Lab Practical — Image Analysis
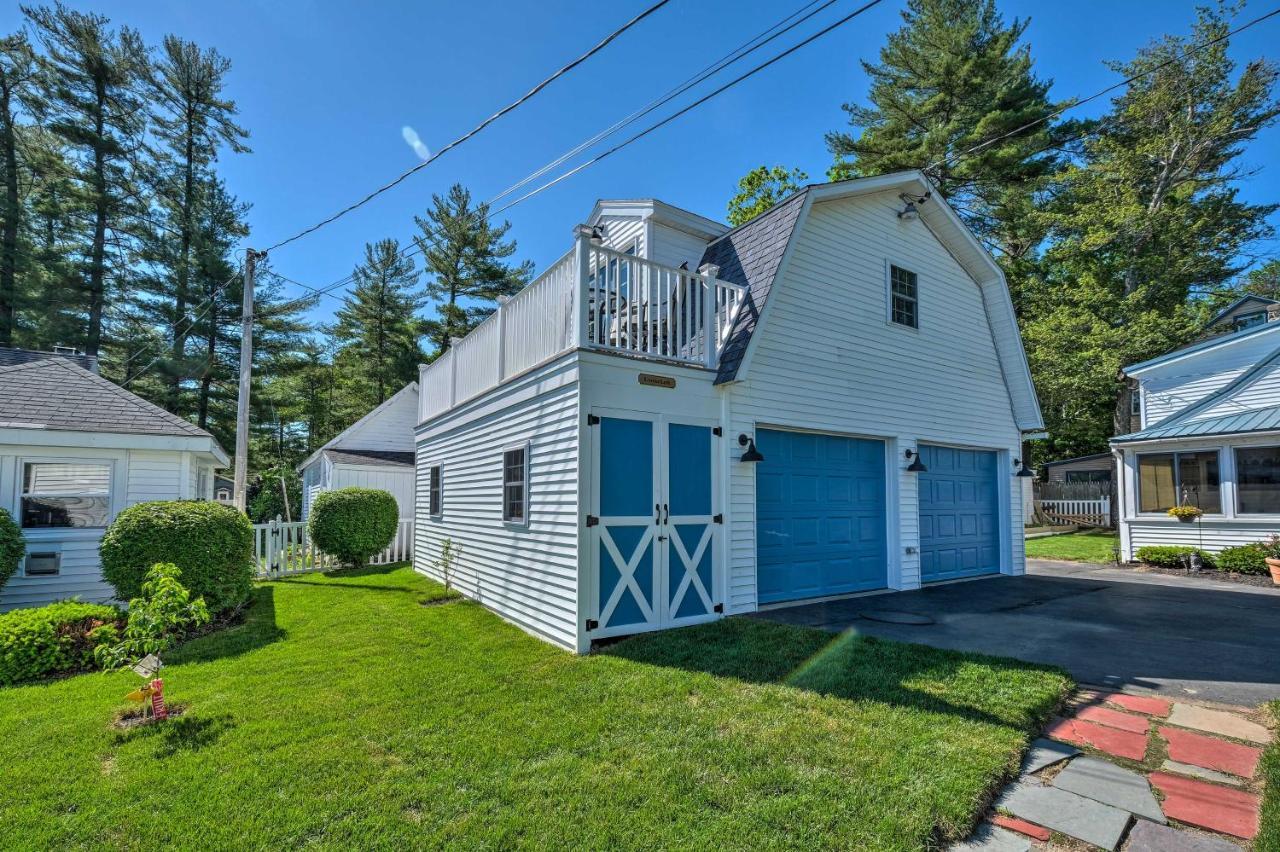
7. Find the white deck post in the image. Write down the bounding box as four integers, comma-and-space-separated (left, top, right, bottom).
573, 224, 593, 347
698, 263, 720, 367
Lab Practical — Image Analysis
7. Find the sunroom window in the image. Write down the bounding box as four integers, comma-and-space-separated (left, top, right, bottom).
21, 462, 111, 528
1235, 446, 1280, 514
1137, 451, 1220, 514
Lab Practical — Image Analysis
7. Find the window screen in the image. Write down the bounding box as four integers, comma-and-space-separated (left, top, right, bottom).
502, 448, 527, 523
890, 265, 918, 328
22, 462, 111, 528
1137, 451, 1220, 513
428, 466, 442, 516
1235, 446, 1280, 514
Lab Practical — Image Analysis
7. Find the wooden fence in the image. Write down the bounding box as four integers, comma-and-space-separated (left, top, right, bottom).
1036, 497, 1111, 528
252, 517, 413, 578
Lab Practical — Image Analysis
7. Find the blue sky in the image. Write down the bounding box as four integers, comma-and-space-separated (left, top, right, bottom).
5, 0, 1279, 325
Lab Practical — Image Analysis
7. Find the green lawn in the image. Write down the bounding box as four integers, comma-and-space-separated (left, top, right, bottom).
1025, 530, 1118, 563
0, 565, 1070, 850
1261, 702, 1280, 852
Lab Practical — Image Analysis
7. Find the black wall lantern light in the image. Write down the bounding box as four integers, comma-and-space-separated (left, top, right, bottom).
904, 449, 927, 472
896, 191, 932, 221
738, 434, 764, 463
1014, 458, 1035, 477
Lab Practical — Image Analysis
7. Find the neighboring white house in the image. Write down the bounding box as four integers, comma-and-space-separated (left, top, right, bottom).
412, 171, 1043, 654
298, 382, 417, 520
1114, 318, 1280, 560
0, 348, 227, 611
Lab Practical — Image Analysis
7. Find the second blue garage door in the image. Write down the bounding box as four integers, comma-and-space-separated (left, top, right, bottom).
755, 429, 887, 604
918, 444, 1001, 582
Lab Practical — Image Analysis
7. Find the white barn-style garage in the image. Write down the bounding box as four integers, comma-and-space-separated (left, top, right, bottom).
413, 171, 1042, 653
0, 348, 227, 611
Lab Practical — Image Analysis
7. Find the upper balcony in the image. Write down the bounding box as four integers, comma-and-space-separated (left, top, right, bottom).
419, 225, 746, 424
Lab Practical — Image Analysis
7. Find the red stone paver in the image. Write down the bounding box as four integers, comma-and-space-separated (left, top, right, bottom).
1071, 703, 1151, 733
1160, 726, 1262, 778
1149, 771, 1260, 839
1045, 717, 1148, 760
1103, 692, 1171, 717
991, 814, 1051, 841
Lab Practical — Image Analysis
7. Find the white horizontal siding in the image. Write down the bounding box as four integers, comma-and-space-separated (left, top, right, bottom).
1139, 331, 1280, 425
337, 384, 417, 453
1125, 518, 1277, 554
414, 362, 581, 651
1191, 357, 1280, 421
727, 191, 1023, 612
126, 450, 183, 503
648, 220, 711, 270
331, 465, 415, 519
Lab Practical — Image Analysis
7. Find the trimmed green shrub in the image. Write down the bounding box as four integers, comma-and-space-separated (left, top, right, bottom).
1214, 542, 1269, 575
0, 508, 23, 594
100, 501, 253, 613
309, 488, 399, 569
1134, 545, 1215, 569
0, 601, 122, 685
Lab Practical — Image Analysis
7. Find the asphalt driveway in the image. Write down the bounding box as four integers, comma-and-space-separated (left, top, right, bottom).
752, 560, 1280, 706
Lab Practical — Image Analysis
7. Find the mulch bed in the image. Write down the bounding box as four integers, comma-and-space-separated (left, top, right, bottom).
1120, 562, 1277, 589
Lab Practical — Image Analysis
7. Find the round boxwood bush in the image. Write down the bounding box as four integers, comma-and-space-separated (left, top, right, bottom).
0, 507, 24, 594
1134, 544, 1215, 569
0, 601, 121, 686
1215, 542, 1269, 575
309, 488, 399, 569
100, 501, 253, 613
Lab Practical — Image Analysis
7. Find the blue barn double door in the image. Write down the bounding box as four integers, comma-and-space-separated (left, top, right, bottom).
589, 412, 720, 638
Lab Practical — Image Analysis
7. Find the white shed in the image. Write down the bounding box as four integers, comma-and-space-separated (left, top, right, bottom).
298, 382, 417, 520
0, 349, 228, 611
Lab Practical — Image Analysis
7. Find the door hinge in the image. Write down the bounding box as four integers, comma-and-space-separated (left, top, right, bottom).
713, 603, 724, 613
585, 515, 599, 527
713, 513, 723, 524
587, 414, 600, 425
712, 426, 723, 436
585, 618, 599, 630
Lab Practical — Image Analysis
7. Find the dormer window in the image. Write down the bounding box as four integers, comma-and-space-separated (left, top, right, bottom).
1235, 311, 1266, 331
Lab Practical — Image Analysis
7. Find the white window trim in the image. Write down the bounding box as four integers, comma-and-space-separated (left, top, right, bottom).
884, 259, 920, 331
427, 462, 444, 519
1231, 443, 1280, 516
17, 456, 116, 531
1135, 447, 1224, 517
502, 441, 531, 528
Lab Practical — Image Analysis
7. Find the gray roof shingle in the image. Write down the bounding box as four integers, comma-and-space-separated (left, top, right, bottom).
700, 190, 809, 384
0, 357, 216, 440
0, 346, 97, 372
323, 449, 415, 467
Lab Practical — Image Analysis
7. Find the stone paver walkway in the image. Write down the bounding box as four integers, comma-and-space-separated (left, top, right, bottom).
952, 688, 1273, 851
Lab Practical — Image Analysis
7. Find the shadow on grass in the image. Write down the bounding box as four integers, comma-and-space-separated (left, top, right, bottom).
167, 586, 286, 665
602, 617, 1070, 732
114, 711, 236, 758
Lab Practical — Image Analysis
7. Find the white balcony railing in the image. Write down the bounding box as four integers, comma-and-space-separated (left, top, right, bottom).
419, 226, 746, 423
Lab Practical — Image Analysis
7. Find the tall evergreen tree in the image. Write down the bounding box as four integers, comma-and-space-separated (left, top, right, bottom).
416, 183, 531, 353
332, 238, 423, 407
726, 165, 807, 227
146, 35, 248, 410
0, 33, 38, 345
1022, 5, 1279, 459
825, 0, 1065, 261
24, 3, 147, 356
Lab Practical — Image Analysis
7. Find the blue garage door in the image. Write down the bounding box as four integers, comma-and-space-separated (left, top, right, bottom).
755, 429, 887, 604
918, 445, 1001, 582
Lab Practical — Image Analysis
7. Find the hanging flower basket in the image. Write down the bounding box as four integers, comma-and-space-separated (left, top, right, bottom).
1166, 505, 1202, 523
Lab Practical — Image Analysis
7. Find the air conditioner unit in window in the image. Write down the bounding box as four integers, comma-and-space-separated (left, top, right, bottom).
25, 552, 60, 576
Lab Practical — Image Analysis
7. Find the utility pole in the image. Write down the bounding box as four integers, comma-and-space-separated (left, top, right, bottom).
233, 248, 259, 511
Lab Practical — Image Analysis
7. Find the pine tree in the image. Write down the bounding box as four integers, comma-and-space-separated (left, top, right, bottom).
825, 0, 1064, 260
146, 35, 248, 410
0, 33, 39, 345
332, 238, 424, 406
416, 183, 531, 353
726, 165, 807, 227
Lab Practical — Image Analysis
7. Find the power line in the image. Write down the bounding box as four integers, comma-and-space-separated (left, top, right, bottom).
261, 0, 677, 254
264, 0, 888, 316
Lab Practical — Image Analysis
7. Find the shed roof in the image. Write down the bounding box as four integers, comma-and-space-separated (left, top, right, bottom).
1112, 404, 1280, 443
323, 449, 415, 468
0, 357, 215, 441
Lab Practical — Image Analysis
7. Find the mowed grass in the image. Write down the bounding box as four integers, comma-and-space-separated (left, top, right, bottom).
1025, 530, 1118, 563
1261, 702, 1280, 852
0, 565, 1070, 850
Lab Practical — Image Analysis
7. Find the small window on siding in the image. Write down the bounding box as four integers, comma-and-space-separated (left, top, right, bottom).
889, 265, 918, 328
428, 465, 443, 517
502, 446, 528, 524
21, 462, 111, 528
1130, 391, 1141, 417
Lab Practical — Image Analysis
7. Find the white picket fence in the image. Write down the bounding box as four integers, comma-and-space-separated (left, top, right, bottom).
1036, 497, 1111, 528
252, 517, 414, 577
